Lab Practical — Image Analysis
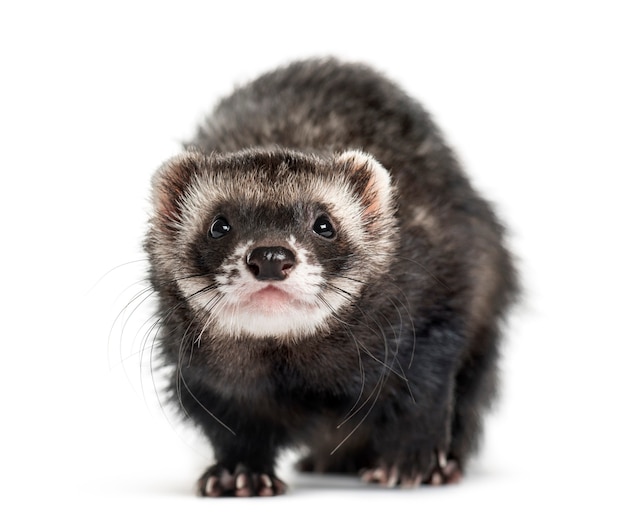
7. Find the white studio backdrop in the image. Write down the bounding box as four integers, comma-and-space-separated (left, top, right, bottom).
1, 1, 624, 521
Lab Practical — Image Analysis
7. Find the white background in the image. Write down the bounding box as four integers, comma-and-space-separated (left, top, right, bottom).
2, 1, 625, 520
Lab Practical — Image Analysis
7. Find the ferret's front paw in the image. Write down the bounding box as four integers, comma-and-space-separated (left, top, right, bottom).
360, 451, 462, 488
197, 463, 287, 497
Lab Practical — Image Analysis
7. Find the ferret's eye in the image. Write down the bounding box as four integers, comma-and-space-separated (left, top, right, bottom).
313, 216, 335, 239
209, 217, 231, 239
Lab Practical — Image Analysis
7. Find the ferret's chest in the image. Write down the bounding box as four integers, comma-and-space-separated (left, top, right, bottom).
194, 336, 370, 400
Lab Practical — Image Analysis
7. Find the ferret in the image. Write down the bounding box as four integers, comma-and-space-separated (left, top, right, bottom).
144, 58, 518, 497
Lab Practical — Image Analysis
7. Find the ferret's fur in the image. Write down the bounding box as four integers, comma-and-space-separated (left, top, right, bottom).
144, 58, 518, 496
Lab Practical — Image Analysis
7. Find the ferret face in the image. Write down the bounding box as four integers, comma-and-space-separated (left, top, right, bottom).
147, 149, 398, 341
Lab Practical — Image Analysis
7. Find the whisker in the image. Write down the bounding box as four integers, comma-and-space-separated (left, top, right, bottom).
323, 282, 409, 382
197, 293, 225, 342
151, 283, 235, 436
108, 283, 154, 370
331, 315, 391, 455
178, 371, 236, 435
88, 258, 149, 295
173, 320, 204, 422
319, 276, 419, 444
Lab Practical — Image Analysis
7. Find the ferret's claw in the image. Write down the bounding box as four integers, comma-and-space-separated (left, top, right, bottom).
360, 452, 463, 489
197, 464, 287, 497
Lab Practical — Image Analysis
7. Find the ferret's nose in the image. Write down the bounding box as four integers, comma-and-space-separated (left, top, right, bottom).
246, 246, 296, 281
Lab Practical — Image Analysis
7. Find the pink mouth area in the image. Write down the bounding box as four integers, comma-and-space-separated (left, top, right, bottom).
247, 285, 293, 312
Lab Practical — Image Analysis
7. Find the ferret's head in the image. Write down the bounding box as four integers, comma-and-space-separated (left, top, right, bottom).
146, 149, 398, 341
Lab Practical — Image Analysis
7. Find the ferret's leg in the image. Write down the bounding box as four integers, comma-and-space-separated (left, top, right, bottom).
195, 433, 288, 497
175, 377, 288, 497
448, 324, 501, 471
359, 326, 464, 487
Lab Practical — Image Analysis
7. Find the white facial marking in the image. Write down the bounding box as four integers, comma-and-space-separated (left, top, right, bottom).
152, 152, 397, 342
180, 238, 354, 340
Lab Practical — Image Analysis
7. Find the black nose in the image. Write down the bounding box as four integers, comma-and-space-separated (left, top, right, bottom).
246, 246, 296, 281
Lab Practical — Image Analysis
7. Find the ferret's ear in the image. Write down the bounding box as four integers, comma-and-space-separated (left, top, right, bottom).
334, 150, 394, 218
150, 152, 203, 227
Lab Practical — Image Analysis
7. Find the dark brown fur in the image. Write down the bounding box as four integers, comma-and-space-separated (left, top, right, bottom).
144, 58, 518, 496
